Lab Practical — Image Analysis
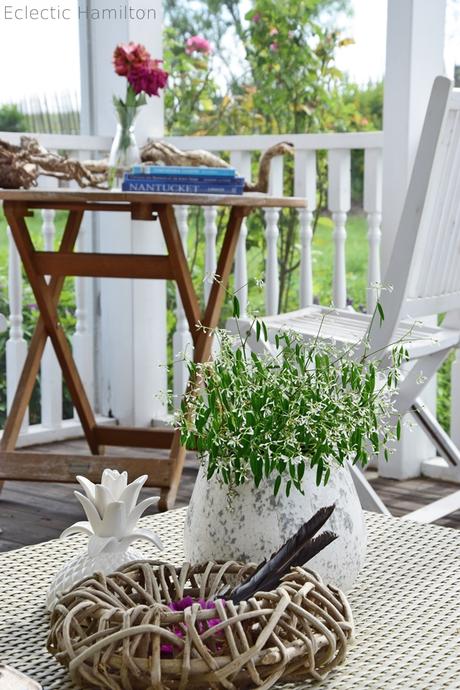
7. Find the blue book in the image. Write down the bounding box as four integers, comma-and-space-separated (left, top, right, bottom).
130, 164, 237, 178
122, 179, 244, 195
125, 174, 245, 186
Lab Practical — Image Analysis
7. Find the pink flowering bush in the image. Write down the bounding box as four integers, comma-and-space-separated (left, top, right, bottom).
185, 35, 212, 56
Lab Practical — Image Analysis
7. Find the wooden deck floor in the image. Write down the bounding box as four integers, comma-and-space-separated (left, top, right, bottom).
1, 439, 459, 552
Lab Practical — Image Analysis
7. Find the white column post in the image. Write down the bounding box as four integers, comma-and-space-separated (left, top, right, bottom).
364, 148, 383, 313
382, 0, 447, 274
173, 206, 193, 406
80, 0, 167, 425
40, 207, 62, 428
379, 0, 447, 479
295, 150, 316, 308
231, 151, 252, 316
328, 150, 351, 309
72, 215, 95, 409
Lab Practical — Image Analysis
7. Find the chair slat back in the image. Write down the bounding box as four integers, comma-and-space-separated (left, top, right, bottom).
368, 77, 454, 353
406, 90, 460, 315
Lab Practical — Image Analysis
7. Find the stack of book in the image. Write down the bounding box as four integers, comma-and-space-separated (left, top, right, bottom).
121, 165, 245, 195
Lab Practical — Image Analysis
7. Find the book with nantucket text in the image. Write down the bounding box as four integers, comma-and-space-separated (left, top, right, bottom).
122, 179, 245, 195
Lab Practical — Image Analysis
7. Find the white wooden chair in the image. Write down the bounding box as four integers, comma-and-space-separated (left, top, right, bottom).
232, 76, 460, 523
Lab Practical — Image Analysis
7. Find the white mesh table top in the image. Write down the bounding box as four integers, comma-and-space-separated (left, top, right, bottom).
0, 508, 458, 690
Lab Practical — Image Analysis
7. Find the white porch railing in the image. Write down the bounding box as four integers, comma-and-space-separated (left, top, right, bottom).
3, 129, 437, 479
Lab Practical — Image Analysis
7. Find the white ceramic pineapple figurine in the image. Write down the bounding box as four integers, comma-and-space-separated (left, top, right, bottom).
47, 469, 163, 609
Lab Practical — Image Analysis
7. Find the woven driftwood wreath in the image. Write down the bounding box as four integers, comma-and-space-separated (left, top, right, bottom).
48, 560, 354, 690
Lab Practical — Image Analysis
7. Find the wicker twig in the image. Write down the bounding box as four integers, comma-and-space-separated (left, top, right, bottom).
47, 560, 353, 690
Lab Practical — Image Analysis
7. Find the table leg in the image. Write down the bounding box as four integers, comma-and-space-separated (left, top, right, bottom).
3, 203, 101, 455
1, 209, 85, 452
157, 204, 201, 345
157, 205, 248, 510
194, 206, 247, 362
1, 200, 248, 508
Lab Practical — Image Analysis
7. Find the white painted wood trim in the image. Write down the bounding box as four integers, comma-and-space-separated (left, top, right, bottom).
0, 415, 115, 449
402, 489, 460, 523
0, 131, 383, 155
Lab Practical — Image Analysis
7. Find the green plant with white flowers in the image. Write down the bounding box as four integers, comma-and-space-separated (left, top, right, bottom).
176, 299, 409, 496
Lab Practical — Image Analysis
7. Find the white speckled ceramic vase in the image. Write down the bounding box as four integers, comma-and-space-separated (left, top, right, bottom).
184, 462, 366, 592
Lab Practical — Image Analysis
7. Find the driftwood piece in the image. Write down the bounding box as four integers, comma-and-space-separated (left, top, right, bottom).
141, 140, 231, 169
246, 141, 294, 192
0, 137, 108, 189
0, 136, 294, 194
141, 139, 294, 192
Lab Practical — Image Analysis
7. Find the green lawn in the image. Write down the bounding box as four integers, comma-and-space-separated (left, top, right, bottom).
307, 213, 368, 308
0, 209, 450, 431
0, 209, 369, 310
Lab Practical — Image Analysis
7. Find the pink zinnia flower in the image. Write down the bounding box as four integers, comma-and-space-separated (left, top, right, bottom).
269, 42, 279, 52
269, 27, 279, 36
127, 59, 169, 97
185, 35, 212, 55
252, 13, 262, 23
113, 42, 150, 76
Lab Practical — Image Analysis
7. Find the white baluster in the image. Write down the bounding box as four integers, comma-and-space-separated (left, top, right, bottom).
6, 227, 29, 429
173, 206, 193, 406
328, 150, 351, 309
72, 215, 95, 409
295, 150, 317, 308
234, 221, 248, 315
264, 156, 283, 315
231, 151, 252, 316
264, 209, 280, 315
41, 208, 62, 428
204, 206, 217, 302
364, 148, 383, 313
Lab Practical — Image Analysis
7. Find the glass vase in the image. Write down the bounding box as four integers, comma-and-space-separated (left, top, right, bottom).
108, 107, 140, 189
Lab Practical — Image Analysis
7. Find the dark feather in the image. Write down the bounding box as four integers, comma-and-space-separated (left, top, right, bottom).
229, 505, 337, 604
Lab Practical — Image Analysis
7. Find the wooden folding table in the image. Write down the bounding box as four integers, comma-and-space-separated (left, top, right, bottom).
0, 189, 307, 509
